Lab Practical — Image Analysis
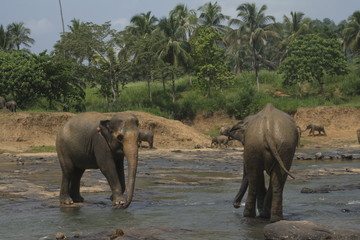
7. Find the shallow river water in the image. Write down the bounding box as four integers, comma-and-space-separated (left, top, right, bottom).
0, 149, 360, 239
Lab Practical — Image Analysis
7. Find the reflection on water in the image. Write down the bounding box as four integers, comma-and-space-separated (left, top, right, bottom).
0, 149, 359, 239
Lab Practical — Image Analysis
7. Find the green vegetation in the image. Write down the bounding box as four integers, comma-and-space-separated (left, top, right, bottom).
25, 145, 56, 153
1, 3, 359, 120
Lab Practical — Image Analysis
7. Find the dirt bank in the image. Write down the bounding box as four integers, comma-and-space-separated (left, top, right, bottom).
0, 106, 359, 153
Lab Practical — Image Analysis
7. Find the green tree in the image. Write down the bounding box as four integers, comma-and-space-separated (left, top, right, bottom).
190, 26, 233, 97
230, 3, 278, 90
197, 2, 229, 33
158, 14, 192, 102
7, 22, 35, 51
343, 11, 360, 54
0, 25, 12, 52
279, 34, 348, 95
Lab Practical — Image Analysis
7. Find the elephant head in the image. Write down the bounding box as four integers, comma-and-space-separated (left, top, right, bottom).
98, 113, 139, 208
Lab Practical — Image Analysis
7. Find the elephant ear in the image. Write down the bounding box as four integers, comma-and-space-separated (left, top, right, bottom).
99, 120, 113, 143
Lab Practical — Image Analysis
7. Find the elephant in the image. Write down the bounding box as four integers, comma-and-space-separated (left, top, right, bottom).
56, 112, 140, 208
0, 96, 5, 109
211, 135, 229, 148
229, 103, 298, 222
356, 129, 360, 144
304, 123, 326, 136
5, 100, 17, 112
138, 129, 154, 148
219, 125, 232, 137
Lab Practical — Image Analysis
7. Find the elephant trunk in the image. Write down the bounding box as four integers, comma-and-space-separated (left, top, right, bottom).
122, 138, 138, 208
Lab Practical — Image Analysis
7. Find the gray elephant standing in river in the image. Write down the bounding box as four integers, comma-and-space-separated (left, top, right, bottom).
138, 129, 154, 148
5, 100, 17, 112
56, 112, 140, 208
230, 103, 298, 222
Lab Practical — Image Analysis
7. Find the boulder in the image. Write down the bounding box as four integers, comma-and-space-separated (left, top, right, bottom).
264, 220, 360, 240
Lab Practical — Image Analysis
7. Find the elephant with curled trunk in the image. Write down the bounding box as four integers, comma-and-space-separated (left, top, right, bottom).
56, 112, 140, 208
229, 103, 298, 222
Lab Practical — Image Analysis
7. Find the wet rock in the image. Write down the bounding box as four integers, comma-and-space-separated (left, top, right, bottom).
55, 232, 65, 239
314, 152, 323, 160
264, 220, 360, 240
341, 154, 353, 160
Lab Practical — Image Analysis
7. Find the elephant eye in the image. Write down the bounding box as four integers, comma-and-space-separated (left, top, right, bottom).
117, 134, 124, 142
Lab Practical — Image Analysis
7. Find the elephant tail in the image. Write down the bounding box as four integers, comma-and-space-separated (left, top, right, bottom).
265, 126, 295, 179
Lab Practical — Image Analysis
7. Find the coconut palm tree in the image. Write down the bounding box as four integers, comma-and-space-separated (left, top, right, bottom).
127, 11, 158, 37
0, 25, 13, 52
169, 4, 197, 39
230, 3, 278, 90
157, 15, 192, 102
197, 2, 229, 33
7, 22, 34, 51
343, 11, 360, 53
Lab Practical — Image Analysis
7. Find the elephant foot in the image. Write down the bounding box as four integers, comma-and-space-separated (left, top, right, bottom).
60, 196, 74, 205
243, 208, 256, 218
270, 215, 283, 223
71, 195, 84, 203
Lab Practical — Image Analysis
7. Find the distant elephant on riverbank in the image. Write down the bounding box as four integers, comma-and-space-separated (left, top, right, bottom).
0, 96, 5, 109
138, 129, 154, 148
56, 112, 140, 208
304, 124, 326, 136
5, 100, 17, 112
230, 103, 298, 222
211, 135, 229, 148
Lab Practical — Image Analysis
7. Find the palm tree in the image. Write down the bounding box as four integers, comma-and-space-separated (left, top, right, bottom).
0, 25, 12, 52
230, 3, 278, 90
127, 11, 158, 37
197, 2, 229, 33
58, 0, 65, 34
283, 11, 310, 42
7, 22, 35, 51
157, 15, 192, 102
343, 11, 360, 53
170, 4, 197, 39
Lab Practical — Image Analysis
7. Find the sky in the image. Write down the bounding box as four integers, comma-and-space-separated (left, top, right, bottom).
1, 0, 359, 54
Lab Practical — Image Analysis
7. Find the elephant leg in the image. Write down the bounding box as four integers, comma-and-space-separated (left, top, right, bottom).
233, 167, 248, 208
244, 167, 260, 218
260, 183, 272, 219
115, 156, 125, 194
58, 154, 75, 205
269, 168, 287, 222
70, 167, 85, 203
256, 171, 266, 216
96, 152, 125, 206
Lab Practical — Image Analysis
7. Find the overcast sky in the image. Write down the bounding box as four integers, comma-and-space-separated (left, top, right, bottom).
1, 0, 359, 53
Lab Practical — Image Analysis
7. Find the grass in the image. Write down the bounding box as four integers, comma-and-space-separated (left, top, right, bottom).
78, 68, 360, 119
25, 145, 56, 153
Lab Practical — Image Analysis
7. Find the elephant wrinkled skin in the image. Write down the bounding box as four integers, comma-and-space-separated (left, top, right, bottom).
230, 103, 298, 222
56, 112, 140, 208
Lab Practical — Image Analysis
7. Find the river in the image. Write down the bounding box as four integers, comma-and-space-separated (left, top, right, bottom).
0, 148, 359, 239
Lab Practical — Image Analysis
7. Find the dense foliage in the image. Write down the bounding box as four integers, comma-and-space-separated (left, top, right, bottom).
1, 3, 359, 118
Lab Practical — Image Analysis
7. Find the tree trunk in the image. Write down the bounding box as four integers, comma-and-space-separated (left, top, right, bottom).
171, 73, 176, 103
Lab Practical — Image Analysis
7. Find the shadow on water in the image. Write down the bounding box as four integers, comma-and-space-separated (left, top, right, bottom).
0, 148, 359, 239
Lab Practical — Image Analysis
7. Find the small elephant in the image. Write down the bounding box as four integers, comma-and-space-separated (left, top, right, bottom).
219, 125, 232, 137
138, 129, 154, 148
211, 135, 229, 148
0, 96, 5, 109
305, 124, 326, 136
5, 100, 17, 112
230, 103, 298, 222
56, 112, 140, 208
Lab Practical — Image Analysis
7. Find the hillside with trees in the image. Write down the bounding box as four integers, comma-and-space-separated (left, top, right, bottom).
0, 2, 359, 120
